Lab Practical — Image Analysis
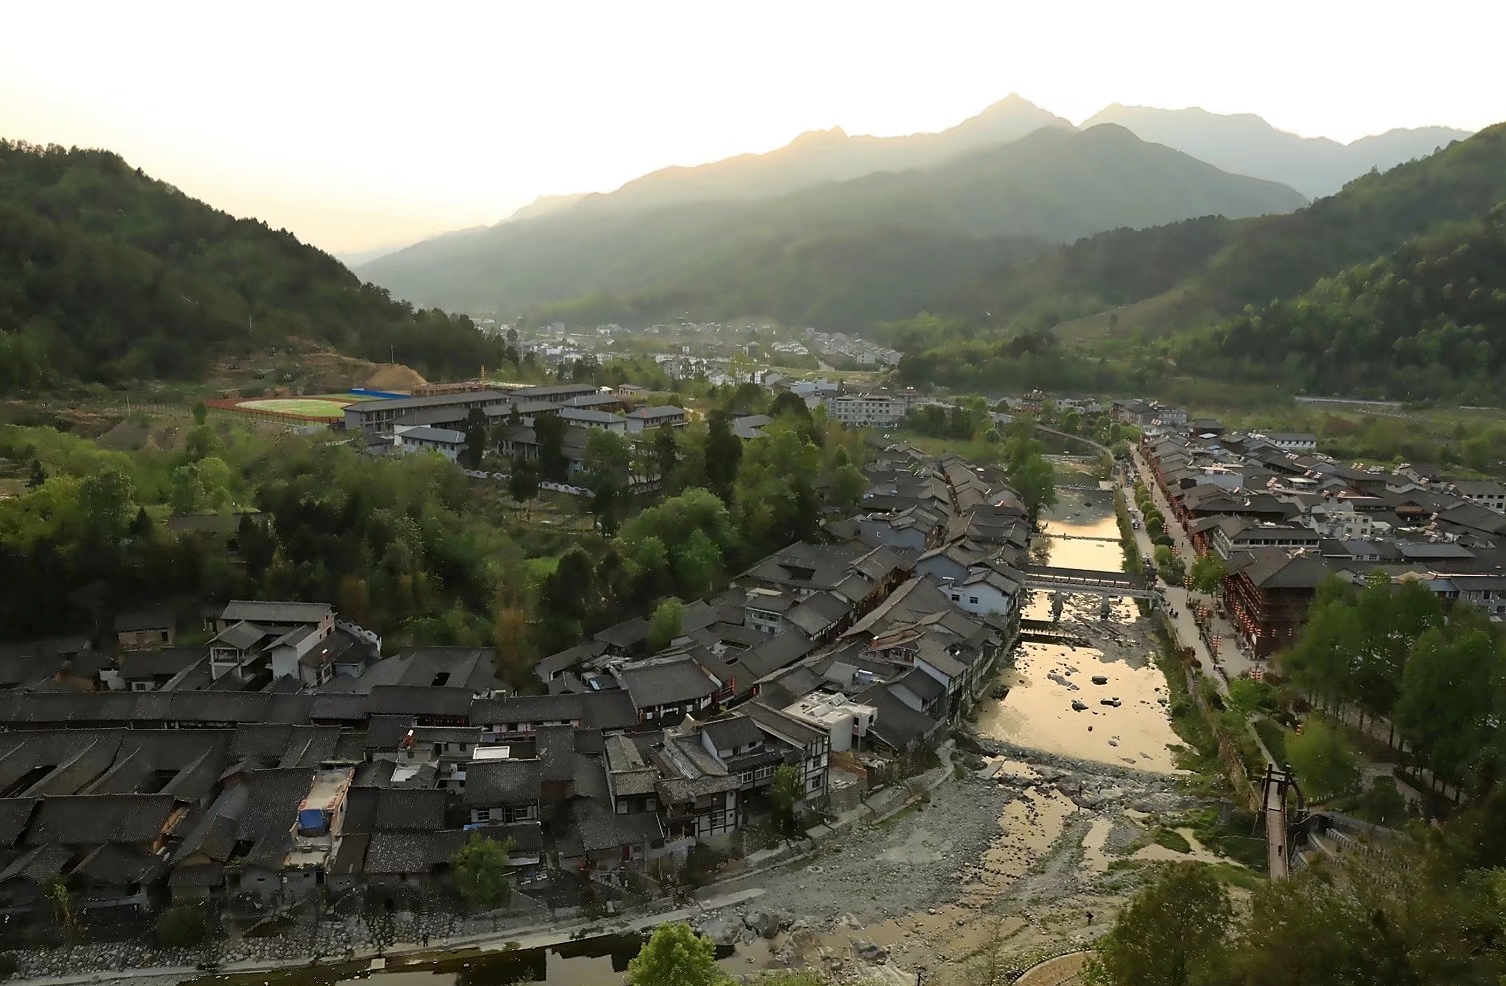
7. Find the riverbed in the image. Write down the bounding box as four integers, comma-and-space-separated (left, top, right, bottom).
974, 492, 1183, 774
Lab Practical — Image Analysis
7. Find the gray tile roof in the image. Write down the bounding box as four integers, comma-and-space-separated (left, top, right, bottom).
463, 758, 542, 806
220, 600, 333, 626
616, 658, 717, 710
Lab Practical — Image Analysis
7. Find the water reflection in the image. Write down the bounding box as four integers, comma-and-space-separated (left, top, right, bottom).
976, 496, 1181, 772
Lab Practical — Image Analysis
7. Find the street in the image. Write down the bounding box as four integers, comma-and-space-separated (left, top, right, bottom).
1119, 448, 1258, 692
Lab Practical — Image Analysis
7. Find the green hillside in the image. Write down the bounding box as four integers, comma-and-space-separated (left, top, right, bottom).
896, 123, 1506, 400
953, 122, 1506, 335
1181, 206, 1506, 401
363, 125, 1305, 327
0, 141, 503, 390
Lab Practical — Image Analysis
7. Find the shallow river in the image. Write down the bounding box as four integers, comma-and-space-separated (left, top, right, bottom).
972, 491, 1183, 773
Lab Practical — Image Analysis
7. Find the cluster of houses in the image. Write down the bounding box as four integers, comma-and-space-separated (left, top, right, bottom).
1137, 424, 1506, 656
805, 330, 902, 369
0, 443, 1034, 923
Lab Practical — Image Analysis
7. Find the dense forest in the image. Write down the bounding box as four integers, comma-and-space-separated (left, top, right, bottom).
1181, 207, 1506, 400
0, 141, 506, 390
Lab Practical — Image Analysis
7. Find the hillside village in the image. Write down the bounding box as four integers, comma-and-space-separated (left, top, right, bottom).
0, 428, 1032, 935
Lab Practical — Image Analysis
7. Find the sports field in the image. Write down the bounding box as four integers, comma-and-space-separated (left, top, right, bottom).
235, 397, 352, 419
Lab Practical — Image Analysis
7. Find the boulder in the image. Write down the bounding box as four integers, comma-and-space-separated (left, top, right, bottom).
854, 941, 889, 963
701, 915, 740, 947
743, 909, 785, 939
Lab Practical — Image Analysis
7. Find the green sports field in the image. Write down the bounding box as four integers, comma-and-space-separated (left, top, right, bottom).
236, 397, 352, 419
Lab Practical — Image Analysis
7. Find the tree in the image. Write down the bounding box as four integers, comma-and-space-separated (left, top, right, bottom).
724, 381, 766, 415
1394, 621, 1503, 789
829, 463, 867, 510
1085, 862, 1232, 986
1189, 552, 1227, 596
627, 922, 728, 986
767, 390, 811, 423
646, 598, 685, 653
534, 412, 569, 482
704, 410, 742, 502
1227, 677, 1276, 719
185, 425, 218, 462
27, 457, 46, 488
191, 400, 208, 426
584, 429, 632, 534
169, 463, 208, 515
461, 407, 488, 469
492, 596, 535, 689
543, 547, 596, 622
449, 833, 513, 911
1009, 452, 1057, 522
653, 424, 679, 482
770, 764, 803, 834
1153, 544, 1185, 584
509, 459, 539, 502
1286, 718, 1361, 801
78, 468, 136, 537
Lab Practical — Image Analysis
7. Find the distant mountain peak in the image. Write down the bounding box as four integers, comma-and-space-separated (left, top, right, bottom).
1079, 103, 1472, 197
789, 126, 849, 145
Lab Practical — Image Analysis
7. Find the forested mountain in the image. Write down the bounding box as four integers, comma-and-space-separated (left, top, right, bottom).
361, 125, 1305, 326
897, 122, 1506, 399
0, 141, 503, 391
1084, 103, 1471, 197
1182, 206, 1506, 400
947, 121, 1506, 333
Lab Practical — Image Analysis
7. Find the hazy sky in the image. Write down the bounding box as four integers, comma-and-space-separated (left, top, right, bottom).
4, 1, 1504, 257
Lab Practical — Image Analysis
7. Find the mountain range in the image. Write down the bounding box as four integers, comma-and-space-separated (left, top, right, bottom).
359, 96, 1469, 325
1083, 103, 1470, 198
359, 115, 1307, 325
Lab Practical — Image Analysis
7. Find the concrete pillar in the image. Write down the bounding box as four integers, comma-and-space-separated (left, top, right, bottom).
1099, 595, 1113, 619
1051, 592, 1065, 622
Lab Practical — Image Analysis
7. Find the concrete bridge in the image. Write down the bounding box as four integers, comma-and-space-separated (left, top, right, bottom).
1023, 565, 1158, 619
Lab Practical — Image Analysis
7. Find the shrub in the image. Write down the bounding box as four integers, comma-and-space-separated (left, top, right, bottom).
155, 904, 212, 948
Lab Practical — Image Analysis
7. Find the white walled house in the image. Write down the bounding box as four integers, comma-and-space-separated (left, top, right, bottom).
395, 426, 466, 461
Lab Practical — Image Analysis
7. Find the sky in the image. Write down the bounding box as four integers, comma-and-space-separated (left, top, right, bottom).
4, 0, 1505, 258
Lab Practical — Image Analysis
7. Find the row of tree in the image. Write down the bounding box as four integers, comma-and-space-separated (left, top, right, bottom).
1284, 572, 1506, 795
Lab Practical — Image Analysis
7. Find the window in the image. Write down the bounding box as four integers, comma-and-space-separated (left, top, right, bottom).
473, 808, 490, 822
646, 796, 656, 810
617, 801, 629, 814
969, 596, 979, 605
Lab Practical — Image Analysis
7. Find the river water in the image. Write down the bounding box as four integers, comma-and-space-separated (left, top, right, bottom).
973, 490, 1183, 774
